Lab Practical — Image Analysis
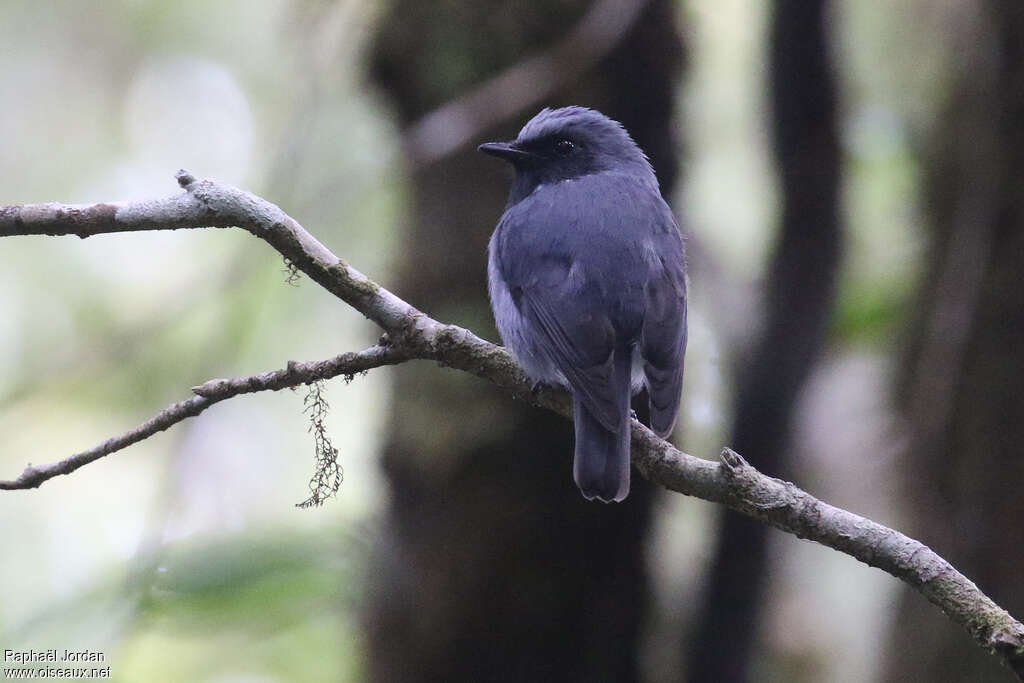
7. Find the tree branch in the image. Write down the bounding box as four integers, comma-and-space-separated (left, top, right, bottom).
1, 172, 1022, 678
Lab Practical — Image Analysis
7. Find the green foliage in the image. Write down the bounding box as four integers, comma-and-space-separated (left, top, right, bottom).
833, 277, 910, 345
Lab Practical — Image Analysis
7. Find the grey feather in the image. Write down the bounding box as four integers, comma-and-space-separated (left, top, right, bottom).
572, 343, 634, 502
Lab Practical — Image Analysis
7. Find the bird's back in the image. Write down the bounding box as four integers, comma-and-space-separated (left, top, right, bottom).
491, 170, 680, 342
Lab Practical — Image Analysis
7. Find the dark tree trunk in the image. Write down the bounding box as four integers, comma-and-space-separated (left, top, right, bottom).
684, 1, 842, 680
362, 2, 684, 681
883, 2, 1024, 681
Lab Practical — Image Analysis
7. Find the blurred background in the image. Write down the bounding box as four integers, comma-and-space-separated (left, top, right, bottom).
1, 0, 1022, 681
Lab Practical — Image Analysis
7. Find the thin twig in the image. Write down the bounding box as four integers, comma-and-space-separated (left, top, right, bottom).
0, 344, 408, 490
0, 173, 1021, 677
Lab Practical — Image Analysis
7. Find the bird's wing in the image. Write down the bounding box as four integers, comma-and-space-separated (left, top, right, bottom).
640, 224, 688, 437
518, 270, 624, 432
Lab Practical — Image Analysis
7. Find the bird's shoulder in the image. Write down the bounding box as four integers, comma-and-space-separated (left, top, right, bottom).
493, 172, 682, 298
526, 170, 666, 216
496, 171, 677, 252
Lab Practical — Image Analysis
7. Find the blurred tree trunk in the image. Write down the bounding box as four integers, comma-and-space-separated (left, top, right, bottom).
362, 2, 683, 681
684, 1, 842, 681
883, 2, 1024, 681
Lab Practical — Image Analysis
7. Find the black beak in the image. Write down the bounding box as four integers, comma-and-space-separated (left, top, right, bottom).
477, 141, 535, 164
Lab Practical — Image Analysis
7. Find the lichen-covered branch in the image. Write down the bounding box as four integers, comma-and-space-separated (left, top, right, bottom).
0, 172, 1021, 677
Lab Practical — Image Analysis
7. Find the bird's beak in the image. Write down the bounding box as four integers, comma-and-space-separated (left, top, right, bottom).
477, 141, 535, 164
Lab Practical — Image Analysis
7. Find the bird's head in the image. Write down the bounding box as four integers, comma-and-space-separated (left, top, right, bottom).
478, 106, 655, 198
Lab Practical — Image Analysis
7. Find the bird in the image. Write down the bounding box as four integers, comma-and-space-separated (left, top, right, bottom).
479, 106, 687, 503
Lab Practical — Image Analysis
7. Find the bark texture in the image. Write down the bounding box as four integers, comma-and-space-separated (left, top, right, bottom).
363, 2, 684, 681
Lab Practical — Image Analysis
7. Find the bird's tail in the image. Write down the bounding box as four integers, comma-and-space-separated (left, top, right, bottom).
572, 346, 632, 503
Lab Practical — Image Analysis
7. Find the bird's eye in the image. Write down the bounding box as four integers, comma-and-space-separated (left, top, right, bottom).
554, 138, 575, 155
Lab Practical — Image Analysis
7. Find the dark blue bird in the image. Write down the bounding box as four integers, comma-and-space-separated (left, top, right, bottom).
479, 106, 687, 502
